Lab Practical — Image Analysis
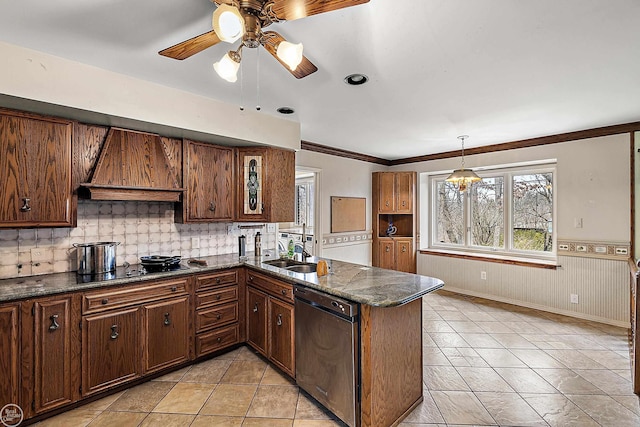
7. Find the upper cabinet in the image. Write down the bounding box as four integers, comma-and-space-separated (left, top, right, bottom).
377, 172, 413, 214
236, 147, 295, 223
177, 140, 234, 223
0, 110, 73, 228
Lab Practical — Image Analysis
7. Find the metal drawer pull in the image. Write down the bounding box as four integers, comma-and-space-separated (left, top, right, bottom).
171, 286, 177, 292
110, 325, 119, 340
216, 313, 222, 320
209, 202, 216, 212
48, 314, 59, 331
101, 298, 109, 305
216, 294, 221, 300
215, 278, 221, 284
276, 314, 283, 326
217, 337, 222, 343
163, 312, 171, 326
248, 275, 254, 282
281, 289, 287, 296
253, 303, 258, 313
20, 197, 31, 212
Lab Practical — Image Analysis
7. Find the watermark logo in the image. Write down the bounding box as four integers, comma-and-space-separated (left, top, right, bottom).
0, 404, 23, 427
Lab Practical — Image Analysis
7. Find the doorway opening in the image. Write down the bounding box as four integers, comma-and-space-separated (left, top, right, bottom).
278, 167, 320, 257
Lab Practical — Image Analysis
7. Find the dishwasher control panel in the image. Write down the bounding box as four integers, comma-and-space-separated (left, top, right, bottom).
294, 285, 358, 318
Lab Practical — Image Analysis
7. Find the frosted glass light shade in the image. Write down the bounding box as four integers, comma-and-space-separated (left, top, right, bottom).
213, 53, 240, 82
445, 169, 481, 192
212, 4, 245, 43
277, 41, 303, 70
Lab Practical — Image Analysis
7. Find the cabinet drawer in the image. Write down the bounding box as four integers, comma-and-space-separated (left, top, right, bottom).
196, 324, 239, 357
246, 271, 293, 302
196, 302, 238, 333
83, 278, 189, 314
195, 270, 238, 291
196, 286, 238, 309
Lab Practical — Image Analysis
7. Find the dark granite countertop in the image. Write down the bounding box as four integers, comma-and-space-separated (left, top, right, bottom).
0, 254, 444, 307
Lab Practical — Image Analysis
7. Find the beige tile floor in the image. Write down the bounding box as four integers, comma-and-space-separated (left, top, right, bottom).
35, 290, 639, 427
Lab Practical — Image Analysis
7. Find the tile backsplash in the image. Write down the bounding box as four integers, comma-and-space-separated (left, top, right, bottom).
0, 200, 276, 279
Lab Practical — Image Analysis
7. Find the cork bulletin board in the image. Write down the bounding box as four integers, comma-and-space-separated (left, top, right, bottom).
331, 196, 366, 233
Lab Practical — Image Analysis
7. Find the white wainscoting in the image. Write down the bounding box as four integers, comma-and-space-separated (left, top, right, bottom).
418, 254, 629, 327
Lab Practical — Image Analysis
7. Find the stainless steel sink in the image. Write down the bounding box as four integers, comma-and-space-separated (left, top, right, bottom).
286, 264, 317, 274
263, 259, 317, 273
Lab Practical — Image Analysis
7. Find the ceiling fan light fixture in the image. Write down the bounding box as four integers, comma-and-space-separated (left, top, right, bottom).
212, 4, 245, 43
213, 51, 241, 83
445, 135, 481, 192
276, 41, 304, 71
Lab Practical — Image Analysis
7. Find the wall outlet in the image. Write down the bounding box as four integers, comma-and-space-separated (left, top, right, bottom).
595, 246, 607, 254
558, 244, 569, 251
191, 237, 200, 249
576, 245, 587, 252
570, 294, 579, 304
267, 223, 276, 232
616, 247, 628, 255
480, 271, 487, 280
574, 217, 583, 228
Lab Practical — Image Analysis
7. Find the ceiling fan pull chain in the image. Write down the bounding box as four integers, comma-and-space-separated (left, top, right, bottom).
256, 47, 261, 111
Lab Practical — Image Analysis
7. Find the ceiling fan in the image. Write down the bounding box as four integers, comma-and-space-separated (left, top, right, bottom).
159, 0, 370, 81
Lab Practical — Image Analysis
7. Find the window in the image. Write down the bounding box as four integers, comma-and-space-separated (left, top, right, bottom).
430, 164, 555, 261
294, 177, 314, 227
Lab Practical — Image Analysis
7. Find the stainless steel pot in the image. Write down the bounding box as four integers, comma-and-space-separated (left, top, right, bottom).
73, 242, 120, 275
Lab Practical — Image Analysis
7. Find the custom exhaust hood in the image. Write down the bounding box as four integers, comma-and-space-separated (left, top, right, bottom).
80, 127, 184, 202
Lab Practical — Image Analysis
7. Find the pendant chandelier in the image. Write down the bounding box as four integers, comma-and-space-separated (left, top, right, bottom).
445, 135, 481, 192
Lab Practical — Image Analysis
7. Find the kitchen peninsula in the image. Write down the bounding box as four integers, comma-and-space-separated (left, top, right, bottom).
0, 254, 443, 427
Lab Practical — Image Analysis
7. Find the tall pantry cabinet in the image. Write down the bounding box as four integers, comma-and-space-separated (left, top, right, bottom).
372, 172, 417, 273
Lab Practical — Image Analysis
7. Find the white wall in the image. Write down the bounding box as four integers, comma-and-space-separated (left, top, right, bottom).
0, 41, 300, 151
296, 150, 386, 265
391, 133, 632, 326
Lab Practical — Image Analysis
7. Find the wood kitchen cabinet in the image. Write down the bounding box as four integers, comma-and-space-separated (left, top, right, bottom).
0, 109, 73, 228
143, 296, 190, 374
0, 303, 20, 410
81, 276, 191, 396
236, 147, 295, 223
178, 140, 234, 223
246, 270, 295, 377
372, 172, 417, 273
32, 296, 75, 414
194, 269, 242, 358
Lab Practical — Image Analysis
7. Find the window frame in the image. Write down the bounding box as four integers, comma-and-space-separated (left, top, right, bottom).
428, 162, 557, 263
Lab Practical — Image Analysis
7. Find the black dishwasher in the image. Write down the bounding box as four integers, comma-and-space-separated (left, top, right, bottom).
294, 285, 360, 427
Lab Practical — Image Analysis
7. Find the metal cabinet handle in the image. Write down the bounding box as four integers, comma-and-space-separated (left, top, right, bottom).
281, 289, 287, 296
209, 202, 216, 212
216, 337, 222, 343
216, 313, 222, 320
163, 312, 171, 326
171, 286, 177, 292
276, 314, 283, 326
385, 200, 390, 207
110, 324, 119, 340
248, 275, 254, 282
216, 294, 222, 300
48, 314, 59, 331
20, 197, 31, 212
385, 246, 390, 252
101, 299, 109, 305
402, 246, 407, 252
402, 200, 406, 207
253, 303, 258, 313
215, 278, 221, 284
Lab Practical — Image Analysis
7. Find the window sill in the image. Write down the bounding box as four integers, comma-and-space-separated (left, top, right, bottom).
419, 249, 560, 270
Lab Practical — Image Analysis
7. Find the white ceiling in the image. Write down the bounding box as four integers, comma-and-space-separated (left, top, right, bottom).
1, 0, 639, 160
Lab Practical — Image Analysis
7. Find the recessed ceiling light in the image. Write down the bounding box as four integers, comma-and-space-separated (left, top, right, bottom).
344, 73, 369, 85
277, 106, 295, 114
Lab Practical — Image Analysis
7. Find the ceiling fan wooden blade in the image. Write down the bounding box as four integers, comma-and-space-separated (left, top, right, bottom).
262, 31, 318, 79
270, 0, 369, 21
158, 30, 221, 60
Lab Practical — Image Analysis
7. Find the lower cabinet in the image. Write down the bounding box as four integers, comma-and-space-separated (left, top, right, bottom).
143, 296, 190, 374
81, 276, 191, 397
82, 307, 141, 396
33, 296, 74, 413
246, 270, 295, 377
377, 238, 415, 273
0, 302, 20, 410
